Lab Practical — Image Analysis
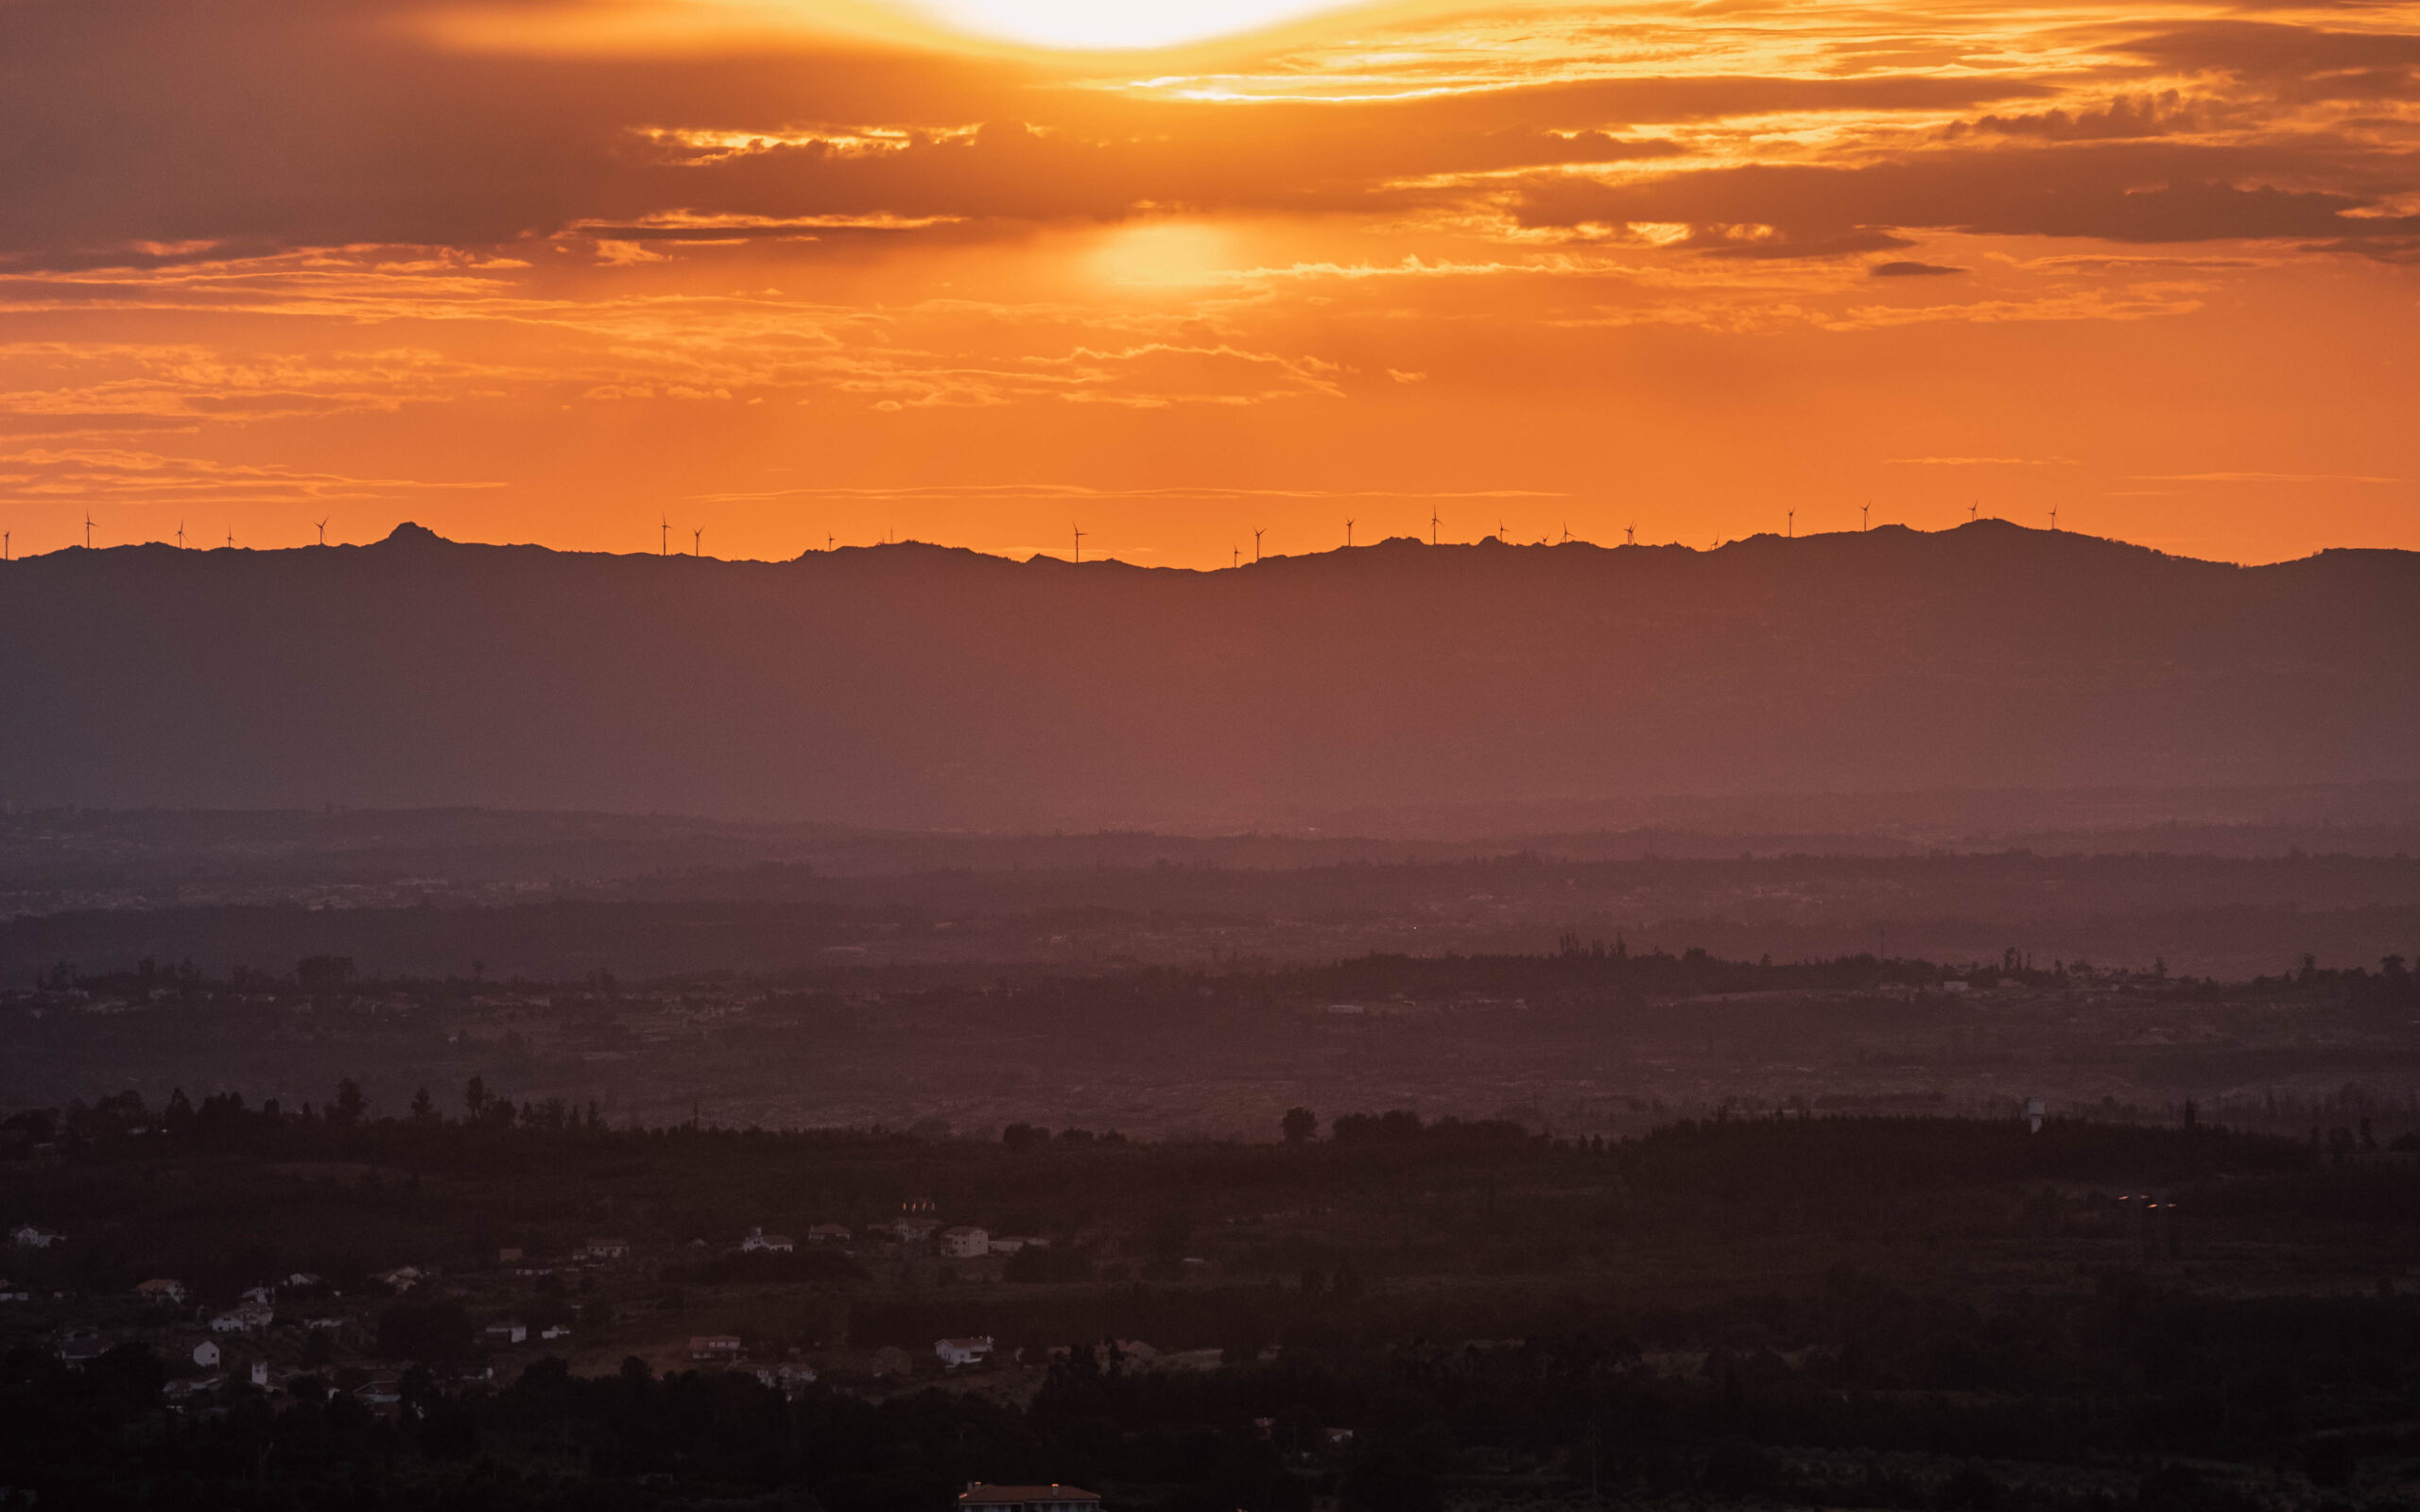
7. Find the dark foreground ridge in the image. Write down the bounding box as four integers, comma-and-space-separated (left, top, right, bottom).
4, 522, 2416, 824
4, 1096, 2419, 1512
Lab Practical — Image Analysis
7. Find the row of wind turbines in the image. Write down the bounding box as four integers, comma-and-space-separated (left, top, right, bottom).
5, 500, 2066, 564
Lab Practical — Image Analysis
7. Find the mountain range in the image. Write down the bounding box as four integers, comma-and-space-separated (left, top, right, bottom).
6, 522, 2415, 827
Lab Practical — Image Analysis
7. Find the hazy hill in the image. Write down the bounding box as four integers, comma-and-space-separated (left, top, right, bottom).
4, 523, 2415, 826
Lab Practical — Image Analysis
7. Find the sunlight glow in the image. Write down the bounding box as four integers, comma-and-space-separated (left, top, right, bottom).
910, 0, 1355, 50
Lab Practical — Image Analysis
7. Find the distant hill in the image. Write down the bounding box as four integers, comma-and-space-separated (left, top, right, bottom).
4, 523, 2415, 826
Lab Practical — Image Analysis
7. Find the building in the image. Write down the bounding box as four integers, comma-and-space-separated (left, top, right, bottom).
958, 1484, 1103, 1512
484, 1322, 527, 1346
11, 1226, 61, 1249
375, 1265, 424, 1292
584, 1238, 630, 1260
940, 1226, 990, 1259
192, 1340, 221, 1368
741, 1228, 795, 1253
807, 1224, 852, 1244
211, 1300, 274, 1332
935, 1336, 994, 1367
689, 1334, 744, 1362
134, 1278, 187, 1305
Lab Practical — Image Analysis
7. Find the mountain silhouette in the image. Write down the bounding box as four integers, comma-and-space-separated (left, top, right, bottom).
4, 523, 2414, 827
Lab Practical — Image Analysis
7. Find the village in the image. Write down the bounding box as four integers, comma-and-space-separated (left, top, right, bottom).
3, 1197, 1263, 1422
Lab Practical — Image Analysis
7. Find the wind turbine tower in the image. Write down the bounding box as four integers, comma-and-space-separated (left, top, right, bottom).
2048, 506, 2059, 531
660, 516, 668, 556
1624, 523, 1635, 545
1429, 507, 1441, 546
1344, 518, 1354, 548
1787, 508, 1794, 539
84, 511, 93, 548
1253, 527, 1264, 562
1861, 503, 1870, 530
177, 521, 185, 550
1072, 524, 1086, 563
315, 517, 328, 545
693, 527, 701, 557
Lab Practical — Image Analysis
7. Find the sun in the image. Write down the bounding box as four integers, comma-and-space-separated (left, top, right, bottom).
910, 0, 1353, 49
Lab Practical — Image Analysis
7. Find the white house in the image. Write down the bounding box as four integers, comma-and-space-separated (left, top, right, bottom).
211, 1300, 274, 1332
689, 1334, 744, 1362
958, 1483, 1103, 1512
193, 1340, 222, 1368
741, 1228, 795, 1253
250, 1362, 270, 1387
935, 1335, 994, 1367
583, 1238, 630, 1260
11, 1226, 61, 1249
940, 1226, 990, 1259
807, 1224, 852, 1244
541, 1324, 573, 1340
242, 1285, 276, 1305
484, 1322, 527, 1346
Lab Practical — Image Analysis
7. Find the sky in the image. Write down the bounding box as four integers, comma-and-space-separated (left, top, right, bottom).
0, 0, 2415, 567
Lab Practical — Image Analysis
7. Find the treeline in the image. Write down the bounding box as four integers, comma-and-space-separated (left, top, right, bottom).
12, 1271, 2420, 1511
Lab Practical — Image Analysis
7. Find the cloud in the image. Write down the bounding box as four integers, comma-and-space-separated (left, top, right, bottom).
0, 448, 502, 507
1870, 261, 1966, 276
1885, 456, 2078, 466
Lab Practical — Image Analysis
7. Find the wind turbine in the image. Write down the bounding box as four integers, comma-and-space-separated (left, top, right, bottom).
1072, 524, 1086, 563
315, 517, 328, 546
1561, 523, 1571, 543
1496, 518, 1507, 542
693, 527, 701, 557
1624, 523, 1635, 545
1253, 527, 1264, 562
177, 521, 185, 550
83, 511, 93, 549
1787, 509, 1794, 539
2048, 506, 2059, 531
1861, 503, 1870, 530
1232, 545, 1238, 568
226, 527, 234, 549
3, 530, 9, 560
660, 516, 669, 556
827, 533, 836, 552
1344, 519, 1354, 548
1429, 507, 1441, 546
1969, 502, 1978, 523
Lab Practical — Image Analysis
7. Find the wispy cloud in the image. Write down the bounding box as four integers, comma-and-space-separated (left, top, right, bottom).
0, 449, 502, 507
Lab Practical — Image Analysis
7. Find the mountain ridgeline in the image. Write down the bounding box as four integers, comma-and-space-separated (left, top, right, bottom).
5, 523, 2415, 826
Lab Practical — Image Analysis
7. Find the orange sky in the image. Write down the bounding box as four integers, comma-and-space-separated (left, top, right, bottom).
1, 0, 2415, 566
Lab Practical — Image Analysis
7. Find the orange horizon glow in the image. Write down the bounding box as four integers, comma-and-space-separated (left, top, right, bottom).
0, 0, 2414, 569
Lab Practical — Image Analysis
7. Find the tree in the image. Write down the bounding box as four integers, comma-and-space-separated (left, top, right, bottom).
465, 1076, 486, 1121
1281, 1107, 1318, 1143
410, 1087, 436, 1125
330, 1078, 366, 1129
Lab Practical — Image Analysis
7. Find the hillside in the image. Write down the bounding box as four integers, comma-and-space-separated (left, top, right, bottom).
4, 523, 2415, 825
